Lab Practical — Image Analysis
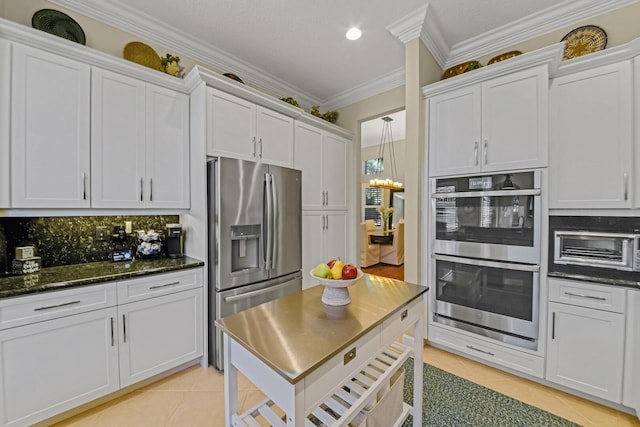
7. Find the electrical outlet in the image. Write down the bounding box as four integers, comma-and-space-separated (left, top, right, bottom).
95, 226, 108, 241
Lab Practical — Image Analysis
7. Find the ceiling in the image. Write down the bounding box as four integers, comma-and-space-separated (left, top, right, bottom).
51, 0, 637, 110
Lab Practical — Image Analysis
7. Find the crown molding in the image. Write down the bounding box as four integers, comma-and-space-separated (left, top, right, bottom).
49, 0, 323, 108
387, 4, 448, 68
321, 67, 405, 112
444, 0, 640, 68
551, 36, 640, 77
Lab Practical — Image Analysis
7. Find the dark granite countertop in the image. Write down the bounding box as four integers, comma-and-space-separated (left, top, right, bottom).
0, 256, 205, 300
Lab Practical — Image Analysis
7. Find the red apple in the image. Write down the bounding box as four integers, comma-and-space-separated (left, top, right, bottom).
342, 264, 358, 280
327, 259, 339, 269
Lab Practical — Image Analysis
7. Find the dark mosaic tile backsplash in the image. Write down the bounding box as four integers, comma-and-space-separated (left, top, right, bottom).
0, 215, 178, 274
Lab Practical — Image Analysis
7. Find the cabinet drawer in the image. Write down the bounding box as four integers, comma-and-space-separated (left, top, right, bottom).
304, 325, 381, 412
429, 324, 544, 378
381, 296, 422, 346
117, 268, 203, 304
548, 278, 626, 313
0, 282, 117, 330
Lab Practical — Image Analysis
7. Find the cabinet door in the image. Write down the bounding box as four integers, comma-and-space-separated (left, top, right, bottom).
481, 66, 548, 172
11, 43, 91, 208
323, 133, 349, 210
257, 106, 294, 167
91, 68, 146, 208
428, 85, 481, 177
623, 289, 640, 413
118, 288, 203, 387
549, 61, 633, 208
0, 308, 119, 427
146, 84, 190, 208
546, 302, 624, 402
295, 122, 324, 209
207, 88, 256, 160
0, 39, 9, 208
301, 211, 324, 289
323, 211, 348, 263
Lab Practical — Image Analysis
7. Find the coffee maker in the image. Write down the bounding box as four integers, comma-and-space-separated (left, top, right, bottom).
165, 224, 183, 258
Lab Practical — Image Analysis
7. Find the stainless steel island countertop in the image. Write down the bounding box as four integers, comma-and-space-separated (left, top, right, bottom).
215, 274, 428, 384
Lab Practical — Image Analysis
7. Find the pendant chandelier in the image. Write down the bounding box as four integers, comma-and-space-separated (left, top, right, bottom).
369, 116, 403, 190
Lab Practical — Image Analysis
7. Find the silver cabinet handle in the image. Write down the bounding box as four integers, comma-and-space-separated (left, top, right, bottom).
149, 281, 180, 290
259, 138, 263, 158
325, 191, 328, 206
467, 345, 494, 356
149, 178, 153, 202
474, 142, 479, 166
551, 312, 556, 340
34, 300, 81, 311
82, 172, 87, 200
252, 136, 256, 157
224, 281, 295, 303
624, 172, 628, 201
122, 314, 127, 343
563, 291, 606, 301
483, 140, 488, 165
140, 177, 144, 202
110, 317, 115, 346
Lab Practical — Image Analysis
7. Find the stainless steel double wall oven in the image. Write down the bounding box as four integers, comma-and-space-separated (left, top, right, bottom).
430, 170, 542, 349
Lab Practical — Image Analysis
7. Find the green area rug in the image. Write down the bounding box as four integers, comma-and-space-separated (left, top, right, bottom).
401, 358, 580, 427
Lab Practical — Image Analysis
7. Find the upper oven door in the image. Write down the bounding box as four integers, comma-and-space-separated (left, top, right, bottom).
431, 171, 541, 264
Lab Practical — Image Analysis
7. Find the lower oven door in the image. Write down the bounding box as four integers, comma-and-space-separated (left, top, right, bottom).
433, 254, 539, 349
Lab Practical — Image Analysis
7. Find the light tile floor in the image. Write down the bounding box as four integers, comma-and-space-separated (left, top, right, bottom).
50, 344, 640, 427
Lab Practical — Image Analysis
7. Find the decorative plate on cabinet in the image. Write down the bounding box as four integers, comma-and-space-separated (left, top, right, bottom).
32, 9, 86, 45
123, 41, 163, 71
561, 25, 607, 60
441, 61, 482, 80
222, 73, 244, 84
488, 50, 522, 65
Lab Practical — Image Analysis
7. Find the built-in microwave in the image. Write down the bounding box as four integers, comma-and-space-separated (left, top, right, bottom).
549, 216, 640, 286
431, 170, 541, 264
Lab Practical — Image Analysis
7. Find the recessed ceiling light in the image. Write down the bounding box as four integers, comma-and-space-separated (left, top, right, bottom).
346, 27, 362, 41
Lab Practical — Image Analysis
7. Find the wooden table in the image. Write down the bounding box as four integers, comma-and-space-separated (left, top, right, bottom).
216, 274, 428, 426
369, 229, 395, 245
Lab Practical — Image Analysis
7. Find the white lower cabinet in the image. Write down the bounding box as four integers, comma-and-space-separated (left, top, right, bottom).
0, 268, 204, 427
546, 279, 626, 403
0, 306, 119, 427
118, 287, 203, 387
301, 211, 348, 289
623, 289, 640, 416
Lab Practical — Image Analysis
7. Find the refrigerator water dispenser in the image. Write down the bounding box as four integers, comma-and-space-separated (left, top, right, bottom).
231, 225, 261, 272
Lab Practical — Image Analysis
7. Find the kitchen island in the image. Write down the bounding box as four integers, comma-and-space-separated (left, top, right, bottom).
216, 273, 428, 426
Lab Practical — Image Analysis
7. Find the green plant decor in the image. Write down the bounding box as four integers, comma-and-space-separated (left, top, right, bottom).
310, 105, 338, 123
280, 97, 300, 107
160, 53, 184, 78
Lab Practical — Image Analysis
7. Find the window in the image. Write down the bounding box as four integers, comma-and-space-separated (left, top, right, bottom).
363, 187, 382, 225
363, 158, 383, 175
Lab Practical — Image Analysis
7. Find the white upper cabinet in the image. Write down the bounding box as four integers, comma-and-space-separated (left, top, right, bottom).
294, 121, 348, 210
428, 66, 548, 177
207, 88, 294, 167
11, 43, 91, 208
92, 68, 189, 209
549, 61, 632, 209
0, 39, 10, 208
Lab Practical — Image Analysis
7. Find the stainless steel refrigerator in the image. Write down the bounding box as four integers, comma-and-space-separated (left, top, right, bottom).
207, 157, 302, 369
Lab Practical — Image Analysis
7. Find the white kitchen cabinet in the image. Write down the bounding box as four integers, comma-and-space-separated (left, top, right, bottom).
301, 211, 348, 289
546, 279, 626, 403
623, 289, 640, 417
10, 43, 91, 208
549, 61, 632, 209
207, 88, 294, 167
428, 66, 548, 177
91, 68, 190, 209
0, 283, 119, 427
117, 269, 204, 387
0, 39, 10, 208
294, 121, 348, 210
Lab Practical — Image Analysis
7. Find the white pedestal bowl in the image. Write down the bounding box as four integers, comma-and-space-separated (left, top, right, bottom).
309, 269, 364, 306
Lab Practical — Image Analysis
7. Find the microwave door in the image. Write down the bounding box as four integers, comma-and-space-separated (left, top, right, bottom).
213, 157, 270, 291
267, 165, 302, 279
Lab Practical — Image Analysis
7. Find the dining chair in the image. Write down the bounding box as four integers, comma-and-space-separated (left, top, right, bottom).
360, 222, 380, 267
380, 220, 404, 265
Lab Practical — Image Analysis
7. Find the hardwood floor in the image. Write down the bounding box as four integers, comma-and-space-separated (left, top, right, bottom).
361, 262, 404, 280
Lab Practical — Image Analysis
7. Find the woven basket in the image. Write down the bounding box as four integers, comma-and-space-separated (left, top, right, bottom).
123, 42, 162, 71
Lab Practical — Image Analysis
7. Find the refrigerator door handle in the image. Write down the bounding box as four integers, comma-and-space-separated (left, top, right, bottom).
265, 173, 273, 270
271, 172, 278, 268
224, 280, 294, 303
